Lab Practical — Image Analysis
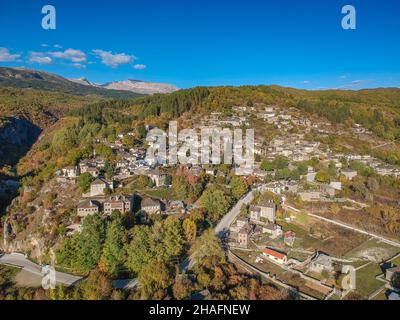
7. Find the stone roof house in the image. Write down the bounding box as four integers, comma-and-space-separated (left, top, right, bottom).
141, 198, 162, 214
77, 199, 101, 217
104, 195, 133, 215
309, 252, 334, 273
90, 178, 113, 197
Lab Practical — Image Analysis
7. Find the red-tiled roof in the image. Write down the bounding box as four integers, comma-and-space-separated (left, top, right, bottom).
263, 248, 286, 260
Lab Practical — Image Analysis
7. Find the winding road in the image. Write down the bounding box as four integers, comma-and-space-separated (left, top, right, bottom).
0, 253, 82, 287
181, 184, 267, 271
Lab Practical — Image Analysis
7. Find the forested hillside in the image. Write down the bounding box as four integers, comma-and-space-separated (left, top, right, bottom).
69, 85, 400, 143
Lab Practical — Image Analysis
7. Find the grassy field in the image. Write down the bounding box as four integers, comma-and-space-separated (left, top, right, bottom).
344, 239, 400, 262
141, 187, 178, 201
389, 255, 400, 266
0, 265, 19, 293
354, 263, 385, 298
372, 290, 388, 300
279, 220, 367, 257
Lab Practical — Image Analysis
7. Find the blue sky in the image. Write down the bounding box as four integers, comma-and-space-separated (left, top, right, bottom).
0, 0, 399, 89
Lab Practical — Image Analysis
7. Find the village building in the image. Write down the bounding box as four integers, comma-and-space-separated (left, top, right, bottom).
320, 184, 336, 198
329, 181, 342, 191
341, 168, 358, 180
230, 217, 249, 234
385, 266, 400, 284
86, 167, 100, 178
141, 198, 162, 214
77, 199, 101, 217
264, 181, 286, 194
284, 231, 296, 247
309, 252, 334, 274
237, 225, 251, 248
61, 166, 80, 179
258, 199, 276, 223
167, 200, 186, 214
147, 168, 168, 187
306, 172, 317, 183
262, 248, 288, 265
249, 205, 261, 222
262, 223, 283, 239
250, 200, 276, 224
90, 178, 113, 197
204, 167, 216, 176
284, 181, 299, 194
104, 195, 133, 215
79, 160, 95, 174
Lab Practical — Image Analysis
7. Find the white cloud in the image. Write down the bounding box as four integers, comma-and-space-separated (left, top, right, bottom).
303, 80, 311, 84
72, 63, 85, 69
29, 52, 52, 64
49, 48, 87, 63
0, 47, 21, 62
92, 49, 136, 68
133, 64, 146, 70
54, 44, 62, 49
41, 43, 49, 48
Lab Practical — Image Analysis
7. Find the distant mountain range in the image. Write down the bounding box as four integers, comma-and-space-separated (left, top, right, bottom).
0, 67, 177, 98
69, 77, 178, 95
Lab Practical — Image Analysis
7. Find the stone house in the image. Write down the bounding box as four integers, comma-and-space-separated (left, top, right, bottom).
262, 248, 287, 265
237, 225, 251, 248
90, 178, 113, 197
258, 199, 276, 223
262, 224, 283, 239
284, 231, 296, 247
61, 166, 80, 179
141, 198, 162, 214
309, 252, 334, 273
320, 184, 336, 198
77, 200, 101, 217
249, 205, 261, 222
385, 266, 400, 284
341, 168, 358, 180
147, 168, 168, 187
104, 195, 133, 215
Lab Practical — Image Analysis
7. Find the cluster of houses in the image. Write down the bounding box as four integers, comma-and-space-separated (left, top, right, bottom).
266, 135, 321, 162
230, 198, 285, 248
345, 154, 400, 178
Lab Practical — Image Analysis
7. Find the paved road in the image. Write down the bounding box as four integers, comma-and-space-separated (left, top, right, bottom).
283, 204, 400, 248
113, 278, 139, 290
215, 184, 266, 237
181, 184, 267, 272
0, 253, 82, 287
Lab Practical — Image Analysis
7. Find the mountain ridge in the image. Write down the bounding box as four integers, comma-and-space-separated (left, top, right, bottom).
0, 67, 143, 99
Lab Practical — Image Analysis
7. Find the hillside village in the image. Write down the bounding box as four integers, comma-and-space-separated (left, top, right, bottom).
1, 84, 400, 301
2, 100, 395, 300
